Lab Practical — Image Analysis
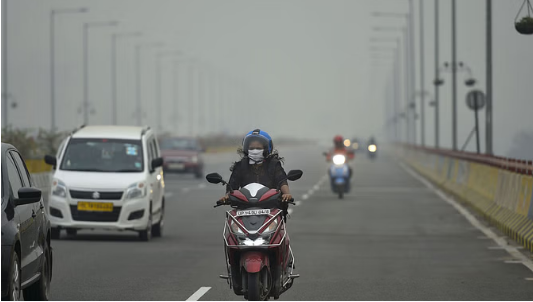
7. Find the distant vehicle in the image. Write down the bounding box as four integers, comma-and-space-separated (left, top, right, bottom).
159, 137, 204, 178
367, 137, 377, 159
44, 125, 165, 241
2, 143, 53, 300
351, 138, 362, 152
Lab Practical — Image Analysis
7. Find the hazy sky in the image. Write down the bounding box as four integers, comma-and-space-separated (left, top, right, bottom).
2, 0, 533, 156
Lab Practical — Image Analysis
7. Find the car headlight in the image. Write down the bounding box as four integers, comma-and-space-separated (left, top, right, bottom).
124, 182, 147, 200
230, 220, 245, 234
332, 154, 346, 165
52, 179, 67, 198
191, 156, 198, 163
368, 144, 377, 152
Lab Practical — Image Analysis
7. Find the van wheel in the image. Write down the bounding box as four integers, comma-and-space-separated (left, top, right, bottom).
139, 207, 152, 241
23, 242, 51, 300
51, 228, 60, 240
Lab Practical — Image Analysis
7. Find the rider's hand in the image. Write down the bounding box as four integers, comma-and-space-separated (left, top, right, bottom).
281, 194, 293, 202
220, 193, 230, 204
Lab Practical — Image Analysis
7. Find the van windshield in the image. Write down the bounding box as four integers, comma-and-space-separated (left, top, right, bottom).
60, 138, 144, 172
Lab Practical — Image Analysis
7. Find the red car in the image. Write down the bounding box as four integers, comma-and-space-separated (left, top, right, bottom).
159, 137, 204, 178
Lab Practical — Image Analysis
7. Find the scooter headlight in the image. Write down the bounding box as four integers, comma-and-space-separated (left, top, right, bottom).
368, 144, 377, 152
332, 154, 346, 165
230, 220, 245, 234
262, 218, 279, 234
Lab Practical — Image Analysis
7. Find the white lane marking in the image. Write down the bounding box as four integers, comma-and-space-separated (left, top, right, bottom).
198, 183, 207, 189
526, 278, 533, 281
295, 200, 302, 206
400, 163, 533, 274
186, 287, 211, 301
313, 185, 320, 191
302, 194, 309, 200
504, 260, 523, 264
164, 192, 174, 198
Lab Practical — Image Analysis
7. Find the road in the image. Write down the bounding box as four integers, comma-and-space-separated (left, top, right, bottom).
49, 146, 533, 300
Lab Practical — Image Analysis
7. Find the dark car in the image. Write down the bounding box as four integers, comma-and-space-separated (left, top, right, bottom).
1, 143, 52, 300
159, 137, 205, 178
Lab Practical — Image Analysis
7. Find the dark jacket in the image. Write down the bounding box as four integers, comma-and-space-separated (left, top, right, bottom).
227, 157, 288, 192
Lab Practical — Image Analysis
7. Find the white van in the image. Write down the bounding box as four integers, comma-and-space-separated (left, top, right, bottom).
44, 125, 165, 241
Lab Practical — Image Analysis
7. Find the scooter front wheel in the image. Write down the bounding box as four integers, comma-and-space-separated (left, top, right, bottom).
247, 272, 266, 301
337, 185, 344, 199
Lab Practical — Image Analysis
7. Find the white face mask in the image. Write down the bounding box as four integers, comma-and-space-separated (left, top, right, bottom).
248, 149, 264, 164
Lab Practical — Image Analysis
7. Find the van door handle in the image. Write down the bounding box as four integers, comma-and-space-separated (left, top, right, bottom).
40, 202, 44, 210
32, 210, 36, 218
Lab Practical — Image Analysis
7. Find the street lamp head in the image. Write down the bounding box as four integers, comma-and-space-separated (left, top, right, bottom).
434, 78, 444, 86
465, 78, 476, 87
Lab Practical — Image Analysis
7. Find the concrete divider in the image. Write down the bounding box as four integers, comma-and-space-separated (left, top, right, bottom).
398, 145, 533, 252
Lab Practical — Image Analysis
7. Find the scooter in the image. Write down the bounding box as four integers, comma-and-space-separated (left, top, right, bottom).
329, 154, 351, 199
367, 143, 377, 160
206, 169, 303, 301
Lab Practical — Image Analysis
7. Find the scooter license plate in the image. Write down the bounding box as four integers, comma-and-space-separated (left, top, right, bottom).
236, 209, 271, 216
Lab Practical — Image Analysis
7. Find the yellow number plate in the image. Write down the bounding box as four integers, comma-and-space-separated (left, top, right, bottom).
77, 202, 114, 212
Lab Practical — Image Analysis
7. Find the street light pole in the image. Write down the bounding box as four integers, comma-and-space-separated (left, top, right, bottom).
135, 45, 141, 126
50, 7, 88, 131
111, 32, 141, 125
134, 42, 165, 126
451, 0, 458, 150
486, 0, 493, 154
419, 0, 425, 146
2, 0, 7, 128
83, 21, 119, 125
155, 51, 182, 132
434, 0, 440, 148
408, 0, 416, 145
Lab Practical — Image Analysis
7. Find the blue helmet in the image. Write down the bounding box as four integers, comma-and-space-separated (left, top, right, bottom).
242, 129, 273, 155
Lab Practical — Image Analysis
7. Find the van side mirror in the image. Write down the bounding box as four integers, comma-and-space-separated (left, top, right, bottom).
287, 170, 303, 181
44, 155, 57, 166
15, 187, 42, 206
151, 157, 163, 171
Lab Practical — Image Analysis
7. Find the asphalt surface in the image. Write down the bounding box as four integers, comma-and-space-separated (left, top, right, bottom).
49, 146, 533, 300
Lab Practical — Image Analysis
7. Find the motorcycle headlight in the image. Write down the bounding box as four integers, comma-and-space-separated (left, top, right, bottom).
230, 220, 245, 234
332, 154, 346, 165
262, 218, 279, 234
368, 144, 377, 152
124, 182, 147, 200
52, 179, 67, 198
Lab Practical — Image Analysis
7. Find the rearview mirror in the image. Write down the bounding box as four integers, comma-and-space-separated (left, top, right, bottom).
206, 173, 224, 184
152, 157, 164, 170
287, 170, 303, 181
44, 155, 57, 166
15, 187, 42, 206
